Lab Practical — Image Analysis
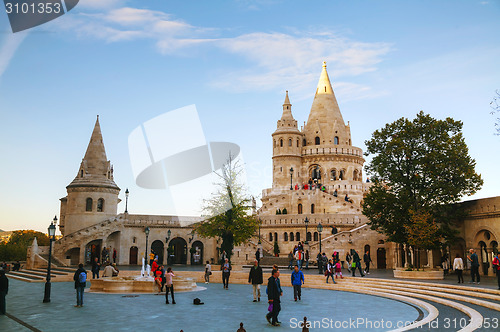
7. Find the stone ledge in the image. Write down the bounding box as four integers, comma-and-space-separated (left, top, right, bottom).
393, 269, 444, 280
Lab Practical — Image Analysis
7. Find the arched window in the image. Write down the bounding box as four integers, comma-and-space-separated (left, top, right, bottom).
296, 139, 299, 147
274, 232, 278, 242
290, 232, 294, 242
288, 138, 292, 146
269, 232, 273, 242
313, 232, 318, 242
298, 204, 303, 214
311, 166, 321, 180
296, 232, 300, 241
330, 169, 337, 181
315, 136, 320, 145
307, 232, 312, 242
353, 170, 358, 181
311, 204, 315, 214
339, 169, 345, 180
284, 232, 288, 241
334, 136, 339, 145
280, 139, 283, 147
303, 138, 306, 146
86, 198, 93, 212
97, 198, 104, 212
80, 169, 84, 178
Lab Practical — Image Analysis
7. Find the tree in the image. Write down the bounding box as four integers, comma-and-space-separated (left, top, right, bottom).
0, 230, 50, 261
195, 154, 259, 262
362, 111, 483, 246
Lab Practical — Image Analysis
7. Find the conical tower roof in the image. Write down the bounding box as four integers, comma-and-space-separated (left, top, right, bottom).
273, 90, 300, 134
67, 116, 119, 190
304, 62, 350, 146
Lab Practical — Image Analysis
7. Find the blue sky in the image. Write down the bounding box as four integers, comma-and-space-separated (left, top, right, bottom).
0, 0, 499, 232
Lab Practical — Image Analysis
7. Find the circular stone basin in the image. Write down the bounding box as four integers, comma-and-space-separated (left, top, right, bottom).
89, 275, 198, 293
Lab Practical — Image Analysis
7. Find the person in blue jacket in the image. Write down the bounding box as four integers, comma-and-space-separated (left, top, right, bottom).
291, 265, 304, 301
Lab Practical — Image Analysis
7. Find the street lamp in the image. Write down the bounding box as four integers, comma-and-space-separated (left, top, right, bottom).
317, 222, 323, 254
125, 188, 129, 213
166, 229, 171, 243
304, 217, 309, 244
144, 226, 150, 267
43, 216, 57, 303
290, 167, 294, 190
258, 218, 262, 244
189, 229, 195, 243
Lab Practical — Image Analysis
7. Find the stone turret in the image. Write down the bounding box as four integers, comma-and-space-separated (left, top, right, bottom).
272, 91, 303, 188
59, 116, 120, 235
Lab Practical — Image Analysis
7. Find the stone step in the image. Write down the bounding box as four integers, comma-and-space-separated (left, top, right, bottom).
7, 271, 45, 281
6, 273, 39, 283
24, 269, 68, 276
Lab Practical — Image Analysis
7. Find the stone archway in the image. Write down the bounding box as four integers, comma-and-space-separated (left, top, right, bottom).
191, 241, 204, 265
377, 248, 386, 269
151, 240, 165, 265
85, 240, 102, 265
169, 237, 187, 265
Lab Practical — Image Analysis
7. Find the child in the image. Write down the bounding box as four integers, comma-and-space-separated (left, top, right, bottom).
154, 267, 162, 293
165, 267, 175, 304
335, 260, 343, 279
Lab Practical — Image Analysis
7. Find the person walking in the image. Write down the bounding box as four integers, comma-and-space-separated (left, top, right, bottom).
288, 251, 294, 270
295, 249, 303, 270
266, 269, 282, 326
248, 260, 263, 302
221, 258, 231, 289
492, 253, 500, 290
165, 267, 175, 304
0, 269, 8, 315
453, 254, 464, 283
467, 249, 480, 284
91, 257, 100, 279
73, 263, 87, 307
291, 265, 304, 301
346, 251, 352, 273
305, 250, 310, 269
335, 259, 343, 279
204, 260, 211, 284
316, 252, 323, 274
363, 250, 371, 275
352, 251, 365, 277
325, 259, 336, 284
255, 248, 261, 264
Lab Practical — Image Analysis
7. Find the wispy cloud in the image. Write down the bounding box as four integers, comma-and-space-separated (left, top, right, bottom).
0, 32, 28, 79
52, 5, 391, 98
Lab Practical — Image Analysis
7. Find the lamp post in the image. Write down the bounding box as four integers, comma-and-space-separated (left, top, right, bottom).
258, 218, 262, 244
317, 222, 323, 254
189, 230, 195, 243
166, 229, 171, 243
304, 217, 309, 244
43, 216, 57, 303
144, 226, 150, 267
289, 167, 294, 190
125, 188, 129, 213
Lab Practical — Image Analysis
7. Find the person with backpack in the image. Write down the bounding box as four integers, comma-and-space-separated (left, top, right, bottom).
492, 253, 500, 290
73, 263, 87, 307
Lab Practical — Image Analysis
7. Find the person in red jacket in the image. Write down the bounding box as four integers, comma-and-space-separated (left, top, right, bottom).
151, 258, 158, 277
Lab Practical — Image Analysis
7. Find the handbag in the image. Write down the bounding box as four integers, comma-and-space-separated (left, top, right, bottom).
351, 262, 356, 268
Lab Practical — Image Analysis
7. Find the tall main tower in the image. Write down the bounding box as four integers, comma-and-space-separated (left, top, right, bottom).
59, 116, 120, 236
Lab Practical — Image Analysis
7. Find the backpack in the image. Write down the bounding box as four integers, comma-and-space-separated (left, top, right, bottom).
79, 271, 87, 283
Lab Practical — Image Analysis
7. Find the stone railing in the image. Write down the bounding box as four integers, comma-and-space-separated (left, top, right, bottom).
301, 146, 363, 157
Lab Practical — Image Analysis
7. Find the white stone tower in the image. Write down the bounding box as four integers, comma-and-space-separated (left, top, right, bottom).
59, 116, 120, 236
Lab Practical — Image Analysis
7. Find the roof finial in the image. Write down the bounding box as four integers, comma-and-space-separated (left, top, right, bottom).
323, 61, 327, 68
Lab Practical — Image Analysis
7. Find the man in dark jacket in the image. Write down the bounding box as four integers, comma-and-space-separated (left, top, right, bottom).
248, 260, 263, 302
352, 250, 365, 277
363, 250, 371, 275
73, 263, 87, 307
0, 269, 8, 315
91, 257, 100, 279
266, 269, 282, 326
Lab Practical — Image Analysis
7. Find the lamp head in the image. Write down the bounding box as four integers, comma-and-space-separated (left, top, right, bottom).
145, 226, 150, 236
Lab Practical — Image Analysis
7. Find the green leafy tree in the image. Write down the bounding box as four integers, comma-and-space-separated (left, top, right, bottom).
195, 154, 259, 262
0, 230, 50, 261
362, 111, 483, 246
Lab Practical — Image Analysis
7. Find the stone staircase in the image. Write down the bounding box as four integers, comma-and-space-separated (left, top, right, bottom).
7, 266, 74, 282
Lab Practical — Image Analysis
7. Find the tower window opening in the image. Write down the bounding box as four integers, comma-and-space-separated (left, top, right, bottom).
298, 203, 303, 214
86, 198, 93, 212
315, 136, 320, 145
269, 232, 273, 242
280, 139, 283, 147
296, 232, 300, 241
324, 86, 326, 92
284, 232, 288, 241
331, 169, 337, 181
80, 170, 84, 178
297, 139, 299, 147
290, 232, 294, 242
303, 138, 306, 146
311, 204, 315, 214
339, 170, 345, 180
288, 138, 292, 146
97, 198, 105, 212
334, 136, 339, 145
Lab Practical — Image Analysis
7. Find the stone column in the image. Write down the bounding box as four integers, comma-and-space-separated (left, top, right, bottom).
403, 244, 408, 268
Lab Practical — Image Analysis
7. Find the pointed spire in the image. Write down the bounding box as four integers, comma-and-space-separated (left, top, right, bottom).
82, 116, 108, 176
280, 90, 294, 121
316, 61, 334, 95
